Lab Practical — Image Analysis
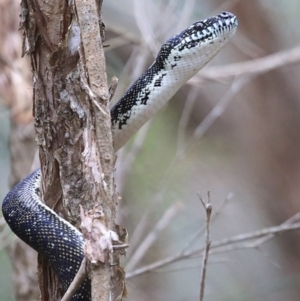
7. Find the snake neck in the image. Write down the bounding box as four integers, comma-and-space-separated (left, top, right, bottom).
111, 12, 238, 151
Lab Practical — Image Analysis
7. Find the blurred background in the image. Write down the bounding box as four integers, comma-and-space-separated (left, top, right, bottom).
1, 0, 300, 300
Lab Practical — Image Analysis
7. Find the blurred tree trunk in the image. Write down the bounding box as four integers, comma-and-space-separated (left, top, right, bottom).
0, 0, 39, 300
218, 0, 300, 288
233, 0, 300, 255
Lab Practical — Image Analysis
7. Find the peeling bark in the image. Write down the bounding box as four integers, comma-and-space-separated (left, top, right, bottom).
19, 0, 124, 300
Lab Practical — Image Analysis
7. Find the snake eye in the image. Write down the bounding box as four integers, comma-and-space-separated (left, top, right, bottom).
219, 11, 236, 21
220, 11, 233, 18
193, 22, 204, 31
220, 12, 229, 17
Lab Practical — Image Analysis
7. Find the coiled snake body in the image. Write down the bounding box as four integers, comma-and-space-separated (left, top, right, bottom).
2, 12, 238, 301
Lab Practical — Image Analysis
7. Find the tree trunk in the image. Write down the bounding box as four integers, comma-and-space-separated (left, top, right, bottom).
20, 0, 124, 300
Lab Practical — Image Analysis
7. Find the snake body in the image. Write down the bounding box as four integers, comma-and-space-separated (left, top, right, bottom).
3, 169, 91, 299
2, 12, 238, 301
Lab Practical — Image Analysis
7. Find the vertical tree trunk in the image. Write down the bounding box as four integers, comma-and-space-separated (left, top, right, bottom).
20, 0, 124, 300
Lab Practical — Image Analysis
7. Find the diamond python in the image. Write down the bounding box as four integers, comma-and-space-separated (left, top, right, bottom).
2, 12, 238, 301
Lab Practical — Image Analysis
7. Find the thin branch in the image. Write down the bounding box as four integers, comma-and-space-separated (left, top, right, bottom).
104, 32, 139, 52
126, 214, 300, 279
124, 46, 300, 282
198, 192, 212, 301
194, 44, 300, 82
126, 202, 182, 272
180, 193, 233, 254
185, 75, 255, 154
210, 222, 300, 250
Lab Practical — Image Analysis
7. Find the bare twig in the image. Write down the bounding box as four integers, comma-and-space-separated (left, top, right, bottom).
210, 222, 300, 251
180, 193, 233, 254
198, 192, 212, 301
125, 43, 300, 284
126, 202, 182, 271
104, 31, 139, 52
126, 214, 300, 279
185, 75, 255, 155
209, 218, 300, 254
61, 258, 87, 301
194, 45, 300, 82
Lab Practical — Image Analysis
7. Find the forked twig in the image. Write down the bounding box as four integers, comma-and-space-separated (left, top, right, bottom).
180, 193, 232, 257
126, 213, 300, 279
198, 192, 212, 301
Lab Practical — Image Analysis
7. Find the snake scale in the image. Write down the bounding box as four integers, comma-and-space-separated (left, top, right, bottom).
2, 12, 238, 301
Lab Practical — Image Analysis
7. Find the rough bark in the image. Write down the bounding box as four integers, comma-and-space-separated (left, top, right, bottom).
19, 0, 124, 300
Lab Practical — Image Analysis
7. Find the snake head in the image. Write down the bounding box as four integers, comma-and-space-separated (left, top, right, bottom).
156, 11, 238, 71
111, 12, 238, 151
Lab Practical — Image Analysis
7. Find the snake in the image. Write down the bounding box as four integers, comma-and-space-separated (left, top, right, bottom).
2, 12, 238, 301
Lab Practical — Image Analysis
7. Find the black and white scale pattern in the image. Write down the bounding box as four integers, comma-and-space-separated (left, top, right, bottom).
1, 12, 238, 301
2, 169, 91, 301
111, 11, 238, 151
